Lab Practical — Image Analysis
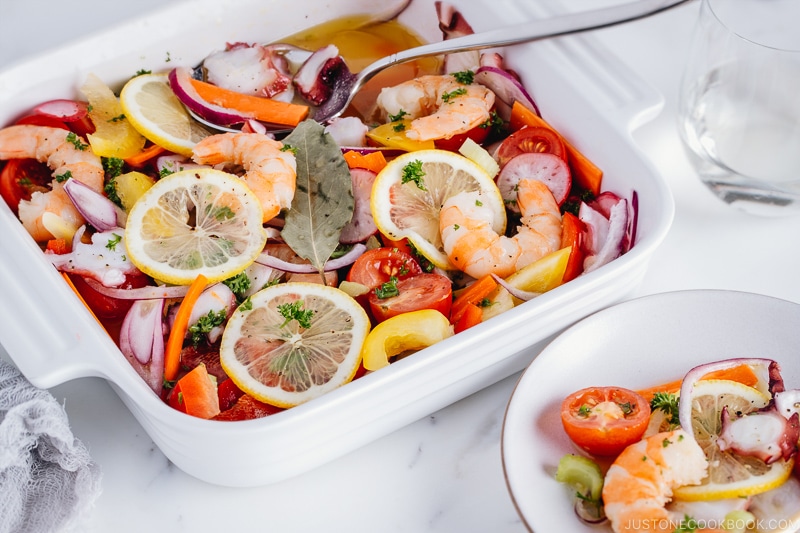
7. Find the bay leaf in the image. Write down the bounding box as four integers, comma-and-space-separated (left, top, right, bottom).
280, 119, 355, 275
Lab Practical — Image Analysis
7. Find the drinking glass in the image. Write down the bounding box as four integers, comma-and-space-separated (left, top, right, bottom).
677, 0, 800, 215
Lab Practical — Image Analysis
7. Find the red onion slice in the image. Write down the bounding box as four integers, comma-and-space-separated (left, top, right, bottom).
678, 358, 778, 436
84, 278, 190, 300
475, 65, 540, 117
255, 243, 366, 273
32, 99, 89, 122
119, 299, 165, 394
168, 66, 250, 127
63, 177, 126, 231
581, 198, 628, 274
491, 273, 541, 302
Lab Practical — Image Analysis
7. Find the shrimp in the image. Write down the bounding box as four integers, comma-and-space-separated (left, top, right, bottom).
191, 132, 296, 223
602, 429, 715, 533
0, 124, 104, 242
376, 74, 495, 142
439, 179, 561, 279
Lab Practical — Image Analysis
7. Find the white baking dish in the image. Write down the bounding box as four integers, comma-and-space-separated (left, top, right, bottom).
0, 0, 673, 486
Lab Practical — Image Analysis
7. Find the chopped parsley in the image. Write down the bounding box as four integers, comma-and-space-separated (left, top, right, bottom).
451, 70, 474, 85
577, 404, 592, 418
105, 233, 122, 251
401, 160, 426, 191
277, 300, 314, 329
392, 122, 406, 132
109, 114, 126, 123
133, 69, 152, 78
388, 110, 408, 122
66, 132, 88, 151
188, 309, 228, 345
222, 272, 251, 301
209, 205, 236, 221
650, 392, 680, 429
280, 144, 298, 155
441, 87, 467, 103
102, 157, 125, 208
239, 296, 253, 312
375, 276, 400, 299
54, 170, 72, 183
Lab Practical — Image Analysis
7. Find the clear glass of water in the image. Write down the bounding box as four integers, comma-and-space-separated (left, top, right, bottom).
677, 0, 800, 216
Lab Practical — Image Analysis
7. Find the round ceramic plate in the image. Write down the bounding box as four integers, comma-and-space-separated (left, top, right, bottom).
501, 289, 800, 532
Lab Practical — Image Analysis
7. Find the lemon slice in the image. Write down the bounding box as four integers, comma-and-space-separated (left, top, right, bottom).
119, 72, 213, 157
124, 168, 266, 285
371, 149, 506, 269
674, 379, 794, 501
219, 282, 371, 408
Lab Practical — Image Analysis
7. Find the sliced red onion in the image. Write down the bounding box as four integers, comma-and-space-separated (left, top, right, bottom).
340, 168, 378, 244
255, 243, 366, 273
168, 66, 250, 127
581, 198, 628, 274
475, 66, 540, 118
574, 499, 606, 525
678, 358, 778, 437
63, 177, 126, 231
491, 273, 541, 302
624, 190, 639, 253
84, 278, 190, 300
119, 299, 165, 394
156, 154, 207, 175
32, 99, 89, 122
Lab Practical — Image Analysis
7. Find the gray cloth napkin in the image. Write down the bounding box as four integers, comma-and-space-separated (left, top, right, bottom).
0, 359, 102, 533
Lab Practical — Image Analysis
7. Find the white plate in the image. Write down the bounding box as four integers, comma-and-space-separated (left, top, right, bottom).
0, 0, 673, 486
501, 289, 800, 532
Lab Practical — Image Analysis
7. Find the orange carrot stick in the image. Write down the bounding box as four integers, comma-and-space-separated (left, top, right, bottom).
450, 274, 498, 325
343, 150, 388, 173
124, 143, 166, 168
636, 363, 761, 402
164, 274, 208, 381
189, 78, 309, 127
174, 363, 220, 419
509, 101, 603, 196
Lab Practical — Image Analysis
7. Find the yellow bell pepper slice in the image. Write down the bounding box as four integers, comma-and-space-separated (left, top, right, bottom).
361, 309, 453, 371
366, 120, 436, 152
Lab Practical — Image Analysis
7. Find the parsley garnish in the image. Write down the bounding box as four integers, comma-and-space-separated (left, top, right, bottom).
406, 240, 435, 273
103, 157, 125, 179
650, 392, 680, 429
452, 70, 474, 85
239, 296, 253, 311
401, 160, 426, 190
109, 114, 126, 123
280, 144, 298, 155
441, 88, 467, 103
106, 233, 122, 251
134, 69, 152, 78
392, 122, 406, 132
375, 276, 400, 299
577, 404, 592, 418
618, 401, 634, 416
188, 309, 228, 345
209, 205, 235, 221
66, 132, 88, 151
388, 110, 408, 122
223, 272, 251, 301
277, 300, 314, 329
54, 170, 72, 183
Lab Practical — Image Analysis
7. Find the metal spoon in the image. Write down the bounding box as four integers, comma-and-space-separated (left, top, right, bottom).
193, 0, 693, 133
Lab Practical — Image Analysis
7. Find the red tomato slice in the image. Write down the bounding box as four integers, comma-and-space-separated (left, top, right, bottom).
560, 386, 651, 457
434, 123, 490, 152
495, 125, 567, 167
0, 159, 52, 215
368, 273, 452, 323
560, 211, 586, 283
346, 247, 423, 289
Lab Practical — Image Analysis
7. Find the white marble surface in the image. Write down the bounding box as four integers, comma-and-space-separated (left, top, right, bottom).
2, 1, 799, 532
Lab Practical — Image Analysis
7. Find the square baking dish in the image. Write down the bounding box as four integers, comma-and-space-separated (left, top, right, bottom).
0, 0, 673, 486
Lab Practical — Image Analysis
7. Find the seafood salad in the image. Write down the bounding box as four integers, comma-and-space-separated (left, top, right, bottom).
556, 358, 800, 533
0, 3, 637, 421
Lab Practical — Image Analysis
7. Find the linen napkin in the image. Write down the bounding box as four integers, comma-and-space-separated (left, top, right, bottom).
0, 359, 102, 533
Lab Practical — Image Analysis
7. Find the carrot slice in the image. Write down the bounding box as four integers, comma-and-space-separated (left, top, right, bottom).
450, 274, 498, 325
509, 101, 603, 196
454, 302, 483, 333
174, 363, 220, 419
164, 273, 208, 382
636, 363, 761, 402
46, 238, 69, 255
188, 78, 309, 127
124, 143, 166, 168
343, 150, 388, 173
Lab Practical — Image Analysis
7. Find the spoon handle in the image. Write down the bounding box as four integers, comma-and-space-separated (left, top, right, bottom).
353, 0, 693, 91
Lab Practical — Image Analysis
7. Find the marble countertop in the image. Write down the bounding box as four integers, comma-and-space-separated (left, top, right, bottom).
2, 1, 799, 532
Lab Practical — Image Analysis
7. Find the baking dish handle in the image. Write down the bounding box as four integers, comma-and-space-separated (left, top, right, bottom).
0, 223, 120, 389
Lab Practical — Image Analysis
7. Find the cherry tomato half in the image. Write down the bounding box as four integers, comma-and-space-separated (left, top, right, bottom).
346, 247, 423, 289
68, 271, 151, 320
495, 125, 567, 167
368, 273, 452, 323
560, 386, 651, 457
0, 159, 52, 215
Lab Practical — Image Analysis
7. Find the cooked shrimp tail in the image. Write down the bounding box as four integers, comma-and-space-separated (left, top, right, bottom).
192, 132, 297, 223
439, 179, 561, 278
